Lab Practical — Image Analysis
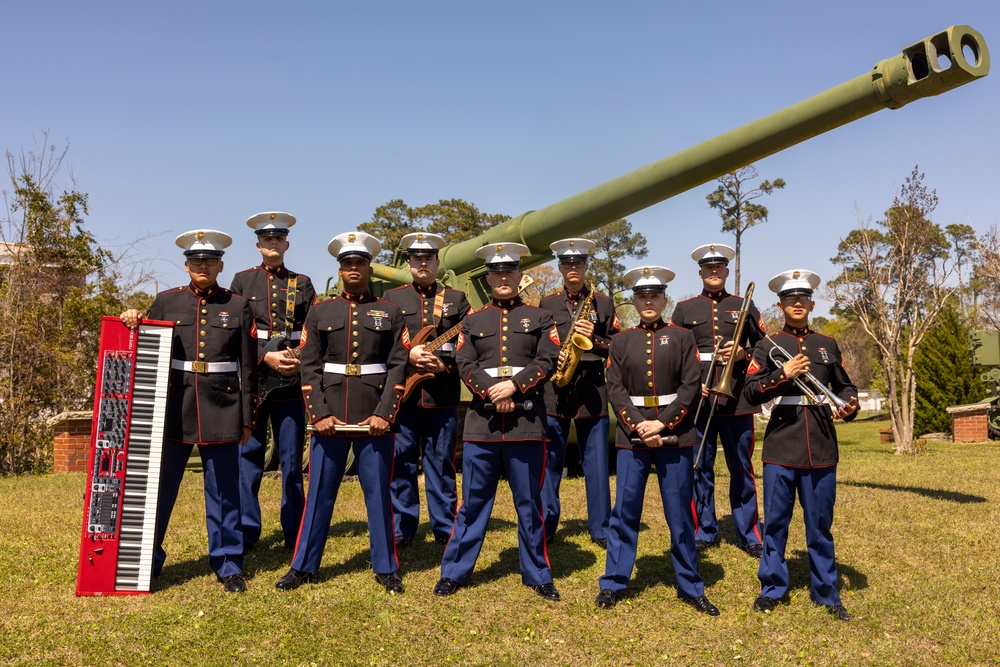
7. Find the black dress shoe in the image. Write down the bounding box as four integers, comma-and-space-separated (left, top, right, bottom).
824, 604, 851, 622
530, 583, 561, 601
695, 539, 713, 552
395, 535, 414, 549
375, 571, 405, 594
753, 595, 780, 613
275, 568, 312, 591
591, 537, 608, 550
218, 573, 247, 593
595, 589, 617, 609
743, 544, 763, 559
433, 577, 460, 596
681, 594, 720, 616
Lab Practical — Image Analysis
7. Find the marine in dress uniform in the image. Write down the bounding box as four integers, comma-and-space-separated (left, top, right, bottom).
383, 232, 470, 547
230, 211, 316, 553
595, 266, 719, 616
743, 270, 859, 621
120, 229, 257, 593
538, 238, 619, 547
433, 243, 562, 601
670, 243, 766, 556
274, 232, 408, 594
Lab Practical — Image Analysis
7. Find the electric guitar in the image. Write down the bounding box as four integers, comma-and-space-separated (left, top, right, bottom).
257, 333, 301, 402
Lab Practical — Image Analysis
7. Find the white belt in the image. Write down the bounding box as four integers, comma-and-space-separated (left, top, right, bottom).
437, 343, 456, 353
580, 352, 602, 362
774, 395, 828, 406
324, 362, 387, 376
257, 329, 302, 341
630, 393, 677, 407
484, 366, 525, 378
699, 353, 714, 362
171, 359, 239, 373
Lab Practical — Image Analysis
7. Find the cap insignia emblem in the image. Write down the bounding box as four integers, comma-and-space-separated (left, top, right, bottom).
709, 244, 716, 251
496, 244, 503, 252
269, 213, 276, 220
417, 233, 424, 241
642, 267, 650, 275
569, 240, 575, 246
793, 271, 801, 279
348, 233, 357, 243
196, 231, 205, 240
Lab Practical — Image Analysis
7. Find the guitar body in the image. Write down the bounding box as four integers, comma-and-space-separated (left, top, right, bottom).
257, 334, 299, 403
400, 325, 438, 404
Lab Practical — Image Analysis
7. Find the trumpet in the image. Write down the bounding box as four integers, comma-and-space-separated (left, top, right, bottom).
764, 337, 848, 410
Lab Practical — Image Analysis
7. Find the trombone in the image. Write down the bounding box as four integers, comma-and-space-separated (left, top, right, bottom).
764, 336, 848, 410
693, 282, 754, 470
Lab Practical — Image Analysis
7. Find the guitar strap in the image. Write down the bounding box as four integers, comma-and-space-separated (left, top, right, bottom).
432, 284, 445, 327
285, 273, 298, 339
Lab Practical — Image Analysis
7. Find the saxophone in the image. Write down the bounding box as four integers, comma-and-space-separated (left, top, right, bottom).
552, 284, 596, 388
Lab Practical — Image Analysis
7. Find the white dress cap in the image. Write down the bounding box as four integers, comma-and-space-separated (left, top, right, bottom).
550, 238, 596, 263
328, 231, 382, 261
690, 243, 736, 266
475, 242, 529, 271
246, 211, 296, 236
400, 232, 447, 255
768, 269, 821, 296
175, 229, 233, 257
624, 265, 676, 294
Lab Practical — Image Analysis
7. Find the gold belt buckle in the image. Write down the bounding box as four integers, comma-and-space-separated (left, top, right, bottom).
497, 366, 513, 378
643, 395, 659, 408
345, 364, 361, 376
269, 330, 283, 340
191, 361, 208, 373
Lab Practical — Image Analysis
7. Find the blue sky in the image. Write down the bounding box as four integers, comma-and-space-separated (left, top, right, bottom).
3, 1, 997, 314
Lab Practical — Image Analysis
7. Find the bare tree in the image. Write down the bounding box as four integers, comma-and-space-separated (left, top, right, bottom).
705, 164, 785, 293
973, 225, 1000, 330
827, 167, 955, 454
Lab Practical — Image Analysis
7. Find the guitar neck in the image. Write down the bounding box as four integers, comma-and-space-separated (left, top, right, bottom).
424, 322, 462, 353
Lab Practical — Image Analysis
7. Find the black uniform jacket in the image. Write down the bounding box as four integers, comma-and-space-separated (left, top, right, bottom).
229, 263, 316, 402
383, 282, 470, 408
743, 325, 858, 468
457, 297, 560, 442
147, 282, 258, 444
538, 285, 620, 419
670, 289, 766, 415
299, 292, 408, 428
606, 319, 702, 449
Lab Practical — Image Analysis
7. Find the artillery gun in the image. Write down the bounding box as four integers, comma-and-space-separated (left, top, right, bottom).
970, 329, 1000, 438
292, 25, 990, 472
323, 25, 989, 308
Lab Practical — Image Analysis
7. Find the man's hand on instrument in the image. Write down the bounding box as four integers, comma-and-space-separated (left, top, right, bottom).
494, 397, 516, 413
240, 426, 252, 445
701, 383, 710, 398
120, 309, 143, 329
264, 350, 300, 376
314, 415, 346, 436
716, 340, 738, 363
783, 353, 810, 380
637, 419, 665, 447
487, 380, 516, 403
361, 415, 390, 436
408, 345, 446, 373
572, 319, 595, 339
833, 396, 859, 420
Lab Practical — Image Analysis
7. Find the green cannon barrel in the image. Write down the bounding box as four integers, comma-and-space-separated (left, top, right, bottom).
370, 25, 988, 303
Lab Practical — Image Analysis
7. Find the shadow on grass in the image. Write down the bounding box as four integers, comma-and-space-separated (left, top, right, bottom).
628, 550, 726, 598
841, 480, 986, 504
786, 548, 869, 593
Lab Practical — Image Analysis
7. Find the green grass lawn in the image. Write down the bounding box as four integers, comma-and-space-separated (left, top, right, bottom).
2, 420, 998, 666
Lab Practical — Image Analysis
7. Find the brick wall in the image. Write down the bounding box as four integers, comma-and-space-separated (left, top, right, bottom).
50, 412, 93, 473
946, 403, 990, 443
